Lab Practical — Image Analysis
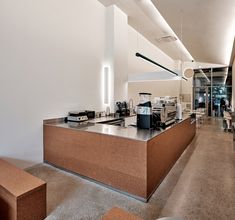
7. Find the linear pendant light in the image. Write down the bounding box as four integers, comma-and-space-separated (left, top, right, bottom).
135, 52, 187, 81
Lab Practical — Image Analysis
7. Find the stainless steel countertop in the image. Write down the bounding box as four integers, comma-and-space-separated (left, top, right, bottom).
88, 115, 136, 123
44, 115, 192, 142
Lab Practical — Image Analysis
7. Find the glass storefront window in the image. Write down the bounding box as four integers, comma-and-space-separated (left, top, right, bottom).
193, 67, 232, 117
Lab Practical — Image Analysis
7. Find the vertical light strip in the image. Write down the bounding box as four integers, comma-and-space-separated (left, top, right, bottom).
223, 67, 228, 85
104, 66, 109, 105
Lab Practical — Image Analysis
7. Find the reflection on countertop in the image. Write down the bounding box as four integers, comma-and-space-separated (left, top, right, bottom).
44, 114, 193, 142
88, 114, 136, 123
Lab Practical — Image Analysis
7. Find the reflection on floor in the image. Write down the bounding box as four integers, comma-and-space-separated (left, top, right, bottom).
28, 118, 235, 220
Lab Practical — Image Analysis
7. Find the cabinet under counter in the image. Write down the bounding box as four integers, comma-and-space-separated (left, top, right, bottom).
43, 117, 196, 202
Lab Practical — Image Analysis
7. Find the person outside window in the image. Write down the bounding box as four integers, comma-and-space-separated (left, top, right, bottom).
220, 97, 226, 117
223, 102, 232, 132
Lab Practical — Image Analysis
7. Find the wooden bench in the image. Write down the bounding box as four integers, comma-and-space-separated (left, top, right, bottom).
0, 159, 46, 220
101, 207, 143, 220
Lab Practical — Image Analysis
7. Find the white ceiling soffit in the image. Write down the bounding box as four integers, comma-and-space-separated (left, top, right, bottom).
98, 0, 235, 66
98, 0, 194, 62
152, 0, 235, 66
134, 0, 193, 62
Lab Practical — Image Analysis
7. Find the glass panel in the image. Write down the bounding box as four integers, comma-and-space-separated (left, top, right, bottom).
194, 69, 211, 87
194, 87, 208, 111
212, 67, 230, 86
193, 67, 232, 117
212, 86, 232, 117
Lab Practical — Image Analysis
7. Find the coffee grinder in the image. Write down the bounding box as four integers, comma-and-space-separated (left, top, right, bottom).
137, 93, 152, 129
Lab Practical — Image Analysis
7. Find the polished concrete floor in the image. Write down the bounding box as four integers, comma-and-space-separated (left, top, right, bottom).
28, 118, 235, 220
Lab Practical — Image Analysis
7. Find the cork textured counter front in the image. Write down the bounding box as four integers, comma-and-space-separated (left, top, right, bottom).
43, 116, 196, 201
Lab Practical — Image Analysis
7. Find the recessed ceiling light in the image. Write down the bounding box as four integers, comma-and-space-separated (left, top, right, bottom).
156, 35, 177, 44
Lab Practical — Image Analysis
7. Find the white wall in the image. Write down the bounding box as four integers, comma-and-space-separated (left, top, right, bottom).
0, 0, 106, 168
128, 81, 181, 106
105, 6, 128, 111
113, 7, 128, 102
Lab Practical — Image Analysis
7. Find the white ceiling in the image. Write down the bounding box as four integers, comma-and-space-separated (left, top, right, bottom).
98, 0, 235, 66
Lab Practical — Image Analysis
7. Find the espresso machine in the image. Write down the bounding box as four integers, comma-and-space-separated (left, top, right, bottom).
152, 96, 177, 127
137, 93, 152, 129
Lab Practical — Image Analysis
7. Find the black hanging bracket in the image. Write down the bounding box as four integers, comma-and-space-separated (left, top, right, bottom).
135, 52, 187, 81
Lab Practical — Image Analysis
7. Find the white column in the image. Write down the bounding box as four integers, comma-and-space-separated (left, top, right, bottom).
105, 5, 128, 112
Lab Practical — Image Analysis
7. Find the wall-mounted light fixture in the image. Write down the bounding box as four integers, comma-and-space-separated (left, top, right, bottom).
183, 68, 194, 78
136, 52, 187, 81
103, 66, 110, 105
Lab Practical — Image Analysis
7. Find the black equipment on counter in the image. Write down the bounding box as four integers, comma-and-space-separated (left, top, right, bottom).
115, 101, 130, 117
67, 110, 95, 122
67, 111, 88, 122
85, 110, 95, 119
137, 93, 152, 129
